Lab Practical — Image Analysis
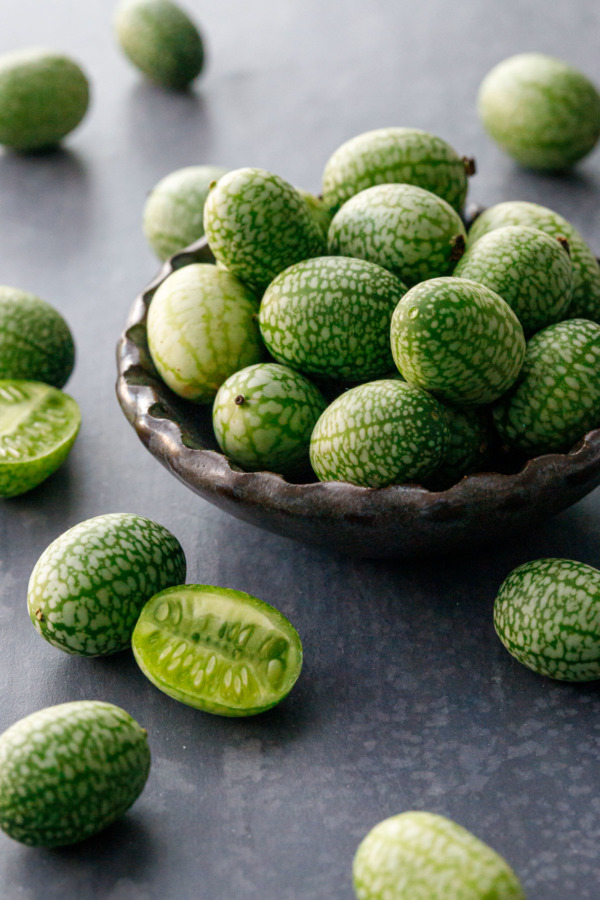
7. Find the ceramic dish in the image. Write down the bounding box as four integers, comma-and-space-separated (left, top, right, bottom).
116, 238, 600, 558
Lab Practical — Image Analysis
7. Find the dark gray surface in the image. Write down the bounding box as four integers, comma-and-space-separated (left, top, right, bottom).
1, 2, 600, 897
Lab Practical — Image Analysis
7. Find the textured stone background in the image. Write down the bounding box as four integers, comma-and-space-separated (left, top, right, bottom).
0, 1, 599, 897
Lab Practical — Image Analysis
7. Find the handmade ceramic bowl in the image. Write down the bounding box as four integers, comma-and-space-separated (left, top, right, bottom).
116, 237, 600, 559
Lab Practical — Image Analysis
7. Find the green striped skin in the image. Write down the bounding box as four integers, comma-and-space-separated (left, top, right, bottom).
328, 184, 466, 287
322, 127, 471, 214
132, 584, 303, 716
353, 811, 525, 900
259, 256, 407, 381
0, 380, 80, 498
297, 189, 333, 239
0, 701, 150, 847
203, 168, 326, 293
426, 405, 493, 490
28, 513, 186, 657
494, 558, 600, 681
468, 201, 600, 322
0, 49, 89, 151
147, 263, 264, 403
143, 165, 228, 261
0, 286, 75, 388
391, 278, 526, 406
492, 319, 600, 455
212, 363, 327, 475
114, 0, 204, 89
454, 226, 573, 336
309, 379, 448, 488
478, 53, 600, 170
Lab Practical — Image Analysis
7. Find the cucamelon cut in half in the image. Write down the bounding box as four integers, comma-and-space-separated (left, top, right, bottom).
146, 263, 264, 403
454, 225, 573, 336
468, 201, 600, 322
492, 318, 600, 455
328, 183, 466, 287
478, 53, 600, 170
309, 379, 448, 488
132, 584, 303, 716
28, 512, 187, 657
0, 701, 150, 847
114, 0, 204, 89
203, 167, 326, 293
494, 558, 600, 681
0, 285, 75, 387
258, 256, 407, 381
212, 362, 327, 475
143, 165, 228, 260
322, 126, 473, 214
353, 811, 526, 900
391, 277, 526, 406
0, 380, 80, 497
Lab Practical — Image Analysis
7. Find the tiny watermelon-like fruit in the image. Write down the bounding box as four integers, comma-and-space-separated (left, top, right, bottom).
114, 0, 204, 89
309, 379, 448, 488
132, 584, 303, 716
0, 285, 75, 387
492, 318, 600, 455
0, 701, 150, 847
297, 188, 333, 239
494, 558, 600, 681
212, 363, 327, 475
353, 811, 525, 900
468, 200, 600, 322
0, 380, 80, 498
328, 183, 466, 287
322, 126, 473, 214
28, 512, 186, 656
454, 226, 573, 336
258, 256, 407, 381
147, 263, 265, 403
143, 165, 228, 260
427, 405, 494, 490
478, 53, 600, 170
203, 167, 326, 293
0, 48, 89, 151
391, 277, 526, 406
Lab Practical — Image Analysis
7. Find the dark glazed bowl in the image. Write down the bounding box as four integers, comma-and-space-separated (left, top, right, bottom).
116, 237, 600, 559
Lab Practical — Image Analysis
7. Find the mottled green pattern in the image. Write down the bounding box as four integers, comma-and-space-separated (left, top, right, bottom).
493, 318, 600, 454
132, 584, 303, 716
427, 405, 493, 490
297, 189, 333, 239
468, 201, 600, 321
259, 256, 407, 380
494, 558, 600, 681
203, 168, 326, 292
114, 0, 204, 89
391, 278, 525, 406
0, 701, 150, 847
147, 263, 264, 403
310, 379, 448, 488
478, 53, 600, 169
328, 184, 466, 287
454, 226, 573, 335
143, 165, 228, 260
322, 127, 470, 213
0, 286, 75, 387
0, 49, 89, 151
353, 811, 525, 900
28, 513, 186, 656
212, 363, 326, 475
0, 380, 80, 497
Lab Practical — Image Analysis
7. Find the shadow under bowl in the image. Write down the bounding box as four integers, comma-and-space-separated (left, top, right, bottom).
116, 238, 600, 559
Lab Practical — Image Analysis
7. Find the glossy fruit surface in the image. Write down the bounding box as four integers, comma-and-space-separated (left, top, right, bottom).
132, 584, 303, 715
28, 512, 186, 656
0, 380, 80, 497
0, 701, 150, 847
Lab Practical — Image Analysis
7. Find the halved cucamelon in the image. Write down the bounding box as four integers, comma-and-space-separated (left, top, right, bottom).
132, 584, 303, 716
